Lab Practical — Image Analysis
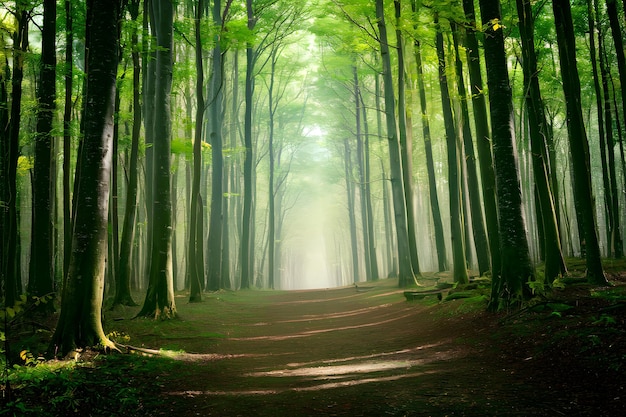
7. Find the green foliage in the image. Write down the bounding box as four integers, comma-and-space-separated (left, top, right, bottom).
1, 354, 174, 416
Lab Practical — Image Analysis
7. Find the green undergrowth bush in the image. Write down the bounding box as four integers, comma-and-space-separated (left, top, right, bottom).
1, 351, 175, 416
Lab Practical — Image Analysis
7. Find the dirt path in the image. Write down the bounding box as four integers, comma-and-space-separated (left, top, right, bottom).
118, 279, 621, 416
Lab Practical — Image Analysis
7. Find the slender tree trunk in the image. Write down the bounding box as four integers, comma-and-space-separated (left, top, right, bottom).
50, 0, 121, 356
480, 0, 534, 308
516, 0, 567, 282
451, 23, 490, 276
588, 0, 613, 257
435, 15, 468, 285
143, 0, 156, 282
376, 0, 416, 288
375, 69, 396, 277
353, 64, 371, 281
413, 39, 447, 272
241, 0, 255, 289
30, 0, 56, 302
63, 0, 73, 281
395, 0, 421, 276
461, 0, 500, 278
344, 137, 360, 284
2, 5, 28, 307
206, 0, 227, 291
359, 91, 379, 281
268, 51, 278, 289
599, 0, 623, 258
553, 0, 607, 284
188, 0, 205, 301
114, 1, 141, 307
138, 0, 177, 318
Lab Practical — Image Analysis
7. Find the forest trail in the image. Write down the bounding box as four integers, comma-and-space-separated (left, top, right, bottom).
111, 278, 622, 416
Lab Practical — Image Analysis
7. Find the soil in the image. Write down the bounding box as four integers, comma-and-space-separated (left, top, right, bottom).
107, 275, 625, 417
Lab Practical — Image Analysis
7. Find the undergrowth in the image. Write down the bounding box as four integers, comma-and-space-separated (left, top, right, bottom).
1, 352, 174, 416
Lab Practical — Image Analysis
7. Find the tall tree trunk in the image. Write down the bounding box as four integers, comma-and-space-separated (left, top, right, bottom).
344, 137, 360, 284
114, 1, 141, 307
50, 0, 121, 356
206, 0, 226, 291
376, 0, 416, 288
143, 0, 156, 281
375, 69, 396, 277
413, 38, 448, 272
588, 0, 613, 257
353, 64, 372, 281
1, 5, 28, 307
63, 0, 73, 281
435, 15, 468, 285
29, 0, 56, 303
516, 0, 567, 283
395, 0, 421, 276
451, 23, 490, 276
552, 0, 607, 285
241, 0, 255, 289
188, 0, 205, 301
359, 91, 380, 281
600, 0, 623, 258
461, 0, 501, 278
138, 0, 177, 318
268, 51, 278, 289
479, 0, 534, 308
107, 87, 121, 296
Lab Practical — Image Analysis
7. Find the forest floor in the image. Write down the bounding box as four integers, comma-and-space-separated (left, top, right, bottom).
3, 259, 626, 416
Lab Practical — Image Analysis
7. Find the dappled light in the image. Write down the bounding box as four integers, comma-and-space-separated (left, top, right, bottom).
228, 310, 416, 341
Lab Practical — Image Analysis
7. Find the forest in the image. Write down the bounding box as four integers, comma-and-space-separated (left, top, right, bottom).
1, 0, 626, 415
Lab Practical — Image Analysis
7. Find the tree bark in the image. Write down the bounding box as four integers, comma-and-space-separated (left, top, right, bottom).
552, 0, 607, 284
1, 5, 28, 306
29, 0, 56, 303
188, 0, 205, 302
479, 0, 534, 308
395, 0, 421, 276
516, 0, 566, 283
138, 0, 177, 318
451, 23, 490, 277
375, 0, 416, 288
435, 15, 468, 285
50, 0, 121, 356
206, 0, 226, 291
114, 0, 141, 307
413, 38, 448, 273
461, 0, 501, 278
241, 0, 256, 289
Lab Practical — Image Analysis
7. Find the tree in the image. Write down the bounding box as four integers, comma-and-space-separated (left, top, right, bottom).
375, 0, 416, 288
50, 0, 122, 356
1, 2, 29, 307
241, 0, 256, 289
461, 0, 500, 278
434, 14, 468, 285
411, 31, 447, 272
451, 22, 490, 277
29, 0, 56, 304
206, 0, 229, 291
515, 0, 566, 283
479, 0, 534, 308
114, 0, 142, 307
552, 0, 607, 285
138, 0, 177, 318
394, 0, 421, 276
188, 0, 205, 302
